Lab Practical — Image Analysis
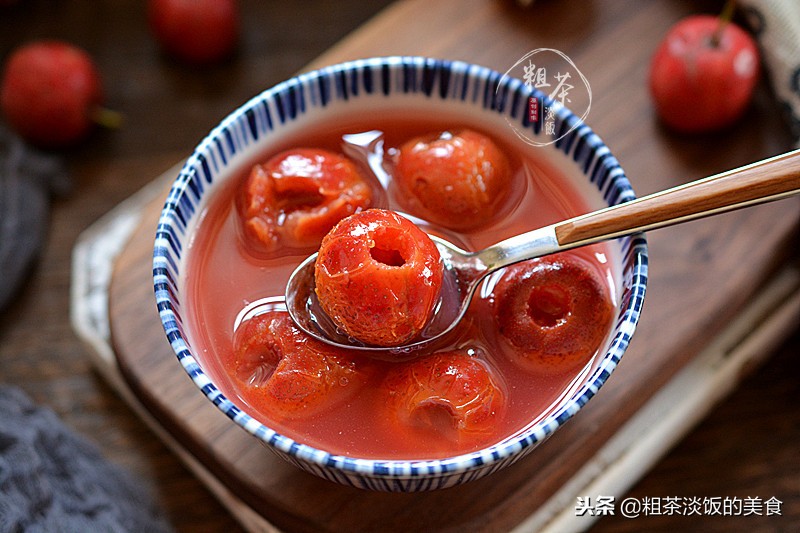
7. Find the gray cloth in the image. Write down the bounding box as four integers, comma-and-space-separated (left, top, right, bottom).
741, 0, 800, 144
0, 386, 173, 533
0, 125, 70, 313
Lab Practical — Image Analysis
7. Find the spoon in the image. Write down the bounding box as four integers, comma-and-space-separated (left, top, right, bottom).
286, 148, 800, 354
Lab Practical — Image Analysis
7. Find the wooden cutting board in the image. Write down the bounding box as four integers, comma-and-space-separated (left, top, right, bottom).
85, 0, 800, 531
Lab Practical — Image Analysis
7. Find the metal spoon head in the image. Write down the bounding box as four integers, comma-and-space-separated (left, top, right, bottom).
284, 240, 477, 356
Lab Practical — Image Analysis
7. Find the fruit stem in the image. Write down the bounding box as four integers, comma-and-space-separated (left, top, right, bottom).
90, 106, 124, 129
710, 0, 736, 47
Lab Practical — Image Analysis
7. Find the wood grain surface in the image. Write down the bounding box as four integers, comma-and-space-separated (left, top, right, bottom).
1, 1, 799, 532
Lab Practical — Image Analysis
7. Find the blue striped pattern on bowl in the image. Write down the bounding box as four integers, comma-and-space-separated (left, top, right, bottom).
153, 56, 648, 492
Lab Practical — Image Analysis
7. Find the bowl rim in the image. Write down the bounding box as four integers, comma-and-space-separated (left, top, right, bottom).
153, 55, 648, 480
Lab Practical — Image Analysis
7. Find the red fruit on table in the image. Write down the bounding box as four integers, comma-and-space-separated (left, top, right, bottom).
0, 40, 105, 148
382, 350, 505, 443
230, 310, 369, 420
649, 14, 760, 133
314, 209, 443, 347
493, 256, 613, 373
394, 129, 511, 231
236, 148, 373, 255
147, 0, 239, 65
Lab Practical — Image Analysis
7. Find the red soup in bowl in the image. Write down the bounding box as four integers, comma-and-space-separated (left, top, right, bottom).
183, 113, 618, 460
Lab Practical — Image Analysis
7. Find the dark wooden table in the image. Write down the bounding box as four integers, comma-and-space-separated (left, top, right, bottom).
1, 1, 797, 532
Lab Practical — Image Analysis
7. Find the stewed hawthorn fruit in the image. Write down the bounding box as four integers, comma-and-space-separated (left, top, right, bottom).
229, 310, 369, 420
236, 148, 373, 255
314, 208, 443, 347
186, 114, 619, 458
382, 350, 506, 444
493, 256, 613, 372
394, 129, 511, 230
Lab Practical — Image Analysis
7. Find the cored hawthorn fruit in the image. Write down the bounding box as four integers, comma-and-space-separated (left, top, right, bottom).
493, 256, 613, 372
393, 129, 511, 230
314, 209, 443, 347
382, 350, 505, 443
649, 14, 760, 133
0, 40, 105, 148
236, 148, 373, 255
147, 0, 239, 65
229, 310, 369, 419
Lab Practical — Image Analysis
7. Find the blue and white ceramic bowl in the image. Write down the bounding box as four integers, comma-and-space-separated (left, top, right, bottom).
153, 56, 648, 492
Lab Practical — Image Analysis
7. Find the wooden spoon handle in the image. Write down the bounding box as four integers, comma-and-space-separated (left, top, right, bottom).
555, 149, 800, 247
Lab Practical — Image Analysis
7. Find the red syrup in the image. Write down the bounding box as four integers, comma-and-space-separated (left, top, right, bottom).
184, 115, 617, 460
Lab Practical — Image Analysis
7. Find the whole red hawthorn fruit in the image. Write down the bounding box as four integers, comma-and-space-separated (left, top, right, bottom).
0, 40, 105, 148
394, 129, 511, 231
314, 209, 443, 347
236, 148, 373, 256
147, 0, 239, 65
493, 256, 613, 373
229, 310, 370, 420
382, 350, 505, 444
649, 14, 760, 133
